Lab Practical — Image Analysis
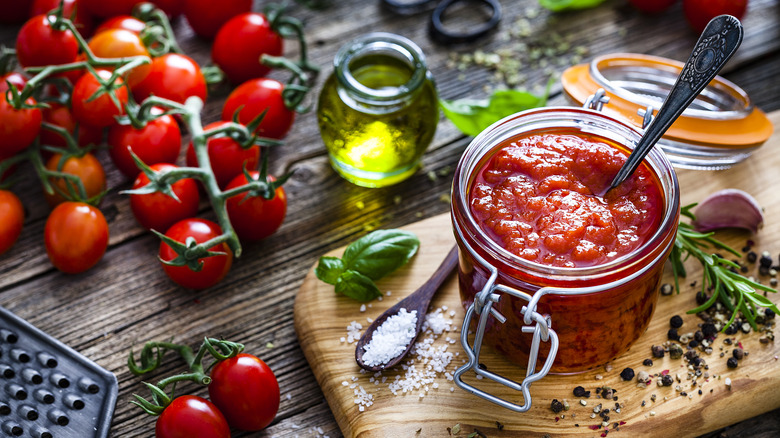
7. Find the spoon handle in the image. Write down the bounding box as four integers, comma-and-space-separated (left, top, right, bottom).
609, 15, 743, 190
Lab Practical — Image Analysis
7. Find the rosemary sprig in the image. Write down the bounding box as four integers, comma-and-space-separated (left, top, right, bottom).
670, 204, 779, 330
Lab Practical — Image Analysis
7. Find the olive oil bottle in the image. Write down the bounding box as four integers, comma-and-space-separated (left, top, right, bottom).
317, 33, 438, 187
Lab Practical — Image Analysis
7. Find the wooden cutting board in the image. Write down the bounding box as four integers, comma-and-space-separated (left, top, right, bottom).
294, 111, 780, 437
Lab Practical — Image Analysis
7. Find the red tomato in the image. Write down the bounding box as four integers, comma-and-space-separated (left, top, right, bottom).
132, 53, 207, 105
0, 190, 24, 256
80, 0, 136, 18
0, 72, 28, 94
130, 164, 200, 232
629, 0, 677, 13
44, 152, 106, 207
155, 395, 230, 438
108, 107, 182, 178
683, 0, 748, 33
211, 12, 283, 84
94, 15, 146, 35
16, 14, 80, 68
44, 202, 108, 273
184, 0, 252, 39
186, 121, 260, 188
71, 70, 129, 128
88, 29, 151, 87
40, 102, 103, 149
222, 78, 294, 140
0, 0, 32, 24
0, 97, 42, 157
31, 0, 95, 37
159, 218, 233, 289
208, 353, 280, 431
225, 172, 286, 242
150, 0, 184, 17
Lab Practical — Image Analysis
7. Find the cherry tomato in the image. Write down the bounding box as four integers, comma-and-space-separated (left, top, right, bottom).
16, 14, 80, 69
44, 202, 108, 274
208, 353, 280, 431
155, 395, 230, 438
0, 190, 24, 256
132, 53, 207, 105
88, 29, 151, 87
225, 172, 286, 242
80, 0, 137, 18
212, 12, 283, 84
44, 152, 106, 207
150, 0, 184, 17
222, 78, 294, 140
31, 0, 95, 38
0, 97, 42, 157
130, 164, 200, 232
71, 69, 129, 128
0, 72, 28, 94
186, 121, 260, 188
159, 218, 233, 289
108, 106, 181, 178
94, 15, 146, 35
628, 0, 677, 14
683, 0, 747, 33
40, 102, 103, 149
0, 0, 32, 24
184, 0, 252, 39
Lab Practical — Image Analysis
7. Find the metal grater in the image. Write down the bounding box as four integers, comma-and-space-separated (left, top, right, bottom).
0, 306, 117, 438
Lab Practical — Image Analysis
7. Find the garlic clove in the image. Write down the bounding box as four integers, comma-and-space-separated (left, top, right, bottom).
692, 188, 764, 233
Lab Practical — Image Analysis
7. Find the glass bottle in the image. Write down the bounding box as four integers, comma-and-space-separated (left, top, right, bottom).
317, 32, 438, 188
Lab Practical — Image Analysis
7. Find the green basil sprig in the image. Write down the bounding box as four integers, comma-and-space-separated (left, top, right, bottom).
539, 0, 606, 12
439, 80, 552, 137
316, 229, 420, 302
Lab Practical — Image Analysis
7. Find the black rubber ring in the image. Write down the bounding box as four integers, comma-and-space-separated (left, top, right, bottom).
380, 0, 438, 15
428, 0, 502, 44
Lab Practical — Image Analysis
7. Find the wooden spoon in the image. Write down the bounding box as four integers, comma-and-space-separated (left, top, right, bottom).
355, 245, 459, 372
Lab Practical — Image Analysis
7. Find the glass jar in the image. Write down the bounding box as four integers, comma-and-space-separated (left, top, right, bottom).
317, 32, 438, 188
450, 104, 680, 411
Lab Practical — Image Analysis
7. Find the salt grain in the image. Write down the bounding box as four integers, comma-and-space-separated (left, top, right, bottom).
361, 309, 418, 367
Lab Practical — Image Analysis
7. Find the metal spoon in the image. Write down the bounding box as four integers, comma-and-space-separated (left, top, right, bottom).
355, 245, 458, 372
607, 15, 744, 192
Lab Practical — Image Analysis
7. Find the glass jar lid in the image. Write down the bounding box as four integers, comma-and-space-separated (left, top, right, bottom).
561, 53, 773, 170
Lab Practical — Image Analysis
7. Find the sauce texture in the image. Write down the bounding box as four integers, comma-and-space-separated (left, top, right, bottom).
470, 132, 664, 268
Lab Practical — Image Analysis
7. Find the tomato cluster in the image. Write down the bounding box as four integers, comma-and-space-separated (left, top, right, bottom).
628, 0, 748, 32
0, 1, 315, 290
130, 339, 280, 436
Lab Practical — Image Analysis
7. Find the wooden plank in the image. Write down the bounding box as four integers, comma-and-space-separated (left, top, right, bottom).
295, 111, 780, 437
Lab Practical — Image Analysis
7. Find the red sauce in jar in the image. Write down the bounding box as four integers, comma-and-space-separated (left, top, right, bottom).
470, 131, 663, 267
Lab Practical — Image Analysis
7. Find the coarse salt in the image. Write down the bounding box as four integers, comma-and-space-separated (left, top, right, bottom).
361, 309, 418, 367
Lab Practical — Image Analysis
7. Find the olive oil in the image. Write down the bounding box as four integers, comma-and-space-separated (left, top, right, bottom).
317, 34, 438, 187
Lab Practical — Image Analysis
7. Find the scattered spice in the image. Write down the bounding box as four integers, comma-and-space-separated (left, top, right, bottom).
619, 368, 635, 381
732, 347, 745, 360
660, 283, 674, 296
726, 357, 739, 369
651, 345, 665, 358
361, 308, 418, 367
551, 399, 564, 413
667, 328, 680, 341
642, 358, 653, 366
573, 386, 590, 398
670, 315, 684, 328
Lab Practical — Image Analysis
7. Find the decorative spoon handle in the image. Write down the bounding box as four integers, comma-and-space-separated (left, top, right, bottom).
609, 15, 743, 190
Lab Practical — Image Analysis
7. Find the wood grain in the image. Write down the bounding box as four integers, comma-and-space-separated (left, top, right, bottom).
295, 111, 780, 437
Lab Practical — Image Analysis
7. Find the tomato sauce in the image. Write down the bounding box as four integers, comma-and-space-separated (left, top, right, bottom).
469, 131, 664, 267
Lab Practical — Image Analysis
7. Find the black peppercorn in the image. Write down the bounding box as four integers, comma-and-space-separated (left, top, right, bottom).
694, 330, 704, 342
688, 340, 699, 348
766, 308, 776, 320
667, 328, 680, 341
551, 399, 564, 413
651, 345, 665, 358
760, 251, 773, 268
669, 343, 684, 359
727, 357, 739, 369
732, 348, 744, 360
725, 324, 739, 335
573, 386, 590, 398
747, 251, 757, 263
701, 322, 717, 338
661, 374, 674, 386
695, 291, 709, 306
619, 368, 635, 381
669, 315, 683, 328
642, 358, 653, 366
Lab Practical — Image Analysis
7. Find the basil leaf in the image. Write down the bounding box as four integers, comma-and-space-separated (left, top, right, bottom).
440, 85, 550, 137
335, 270, 382, 302
538, 0, 606, 12
315, 256, 345, 285
342, 229, 420, 281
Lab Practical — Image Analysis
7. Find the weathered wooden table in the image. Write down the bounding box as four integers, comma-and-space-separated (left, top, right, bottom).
1, 0, 779, 436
